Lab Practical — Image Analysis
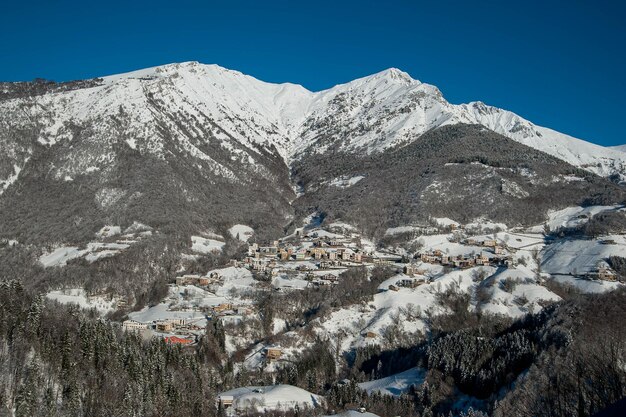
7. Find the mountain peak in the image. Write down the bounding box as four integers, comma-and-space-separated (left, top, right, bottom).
374, 67, 415, 84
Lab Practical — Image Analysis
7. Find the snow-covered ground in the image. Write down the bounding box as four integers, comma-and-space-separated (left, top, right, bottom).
434, 217, 460, 228
39, 225, 150, 267
46, 288, 118, 315
5, 62, 623, 186
96, 225, 121, 238
127, 283, 234, 327
325, 411, 381, 417
541, 235, 625, 276
218, 384, 324, 411
40, 246, 87, 267
191, 235, 226, 254
229, 224, 254, 242
545, 205, 624, 231
329, 175, 365, 188
358, 367, 425, 396
207, 266, 257, 298
128, 303, 208, 328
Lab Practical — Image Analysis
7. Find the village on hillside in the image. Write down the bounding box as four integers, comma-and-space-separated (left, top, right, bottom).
116, 210, 623, 353
39, 205, 626, 415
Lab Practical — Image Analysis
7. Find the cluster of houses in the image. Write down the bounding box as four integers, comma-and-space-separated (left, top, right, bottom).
415, 238, 513, 269
175, 272, 221, 286
120, 268, 257, 343
387, 276, 427, 292
241, 231, 377, 275
121, 318, 200, 344
417, 250, 513, 269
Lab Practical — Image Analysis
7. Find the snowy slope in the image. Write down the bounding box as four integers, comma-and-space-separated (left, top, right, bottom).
358, 367, 425, 396
1, 62, 624, 188
218, 384, 323, 411
611, 144, 626, 153
295, 68, 626, 178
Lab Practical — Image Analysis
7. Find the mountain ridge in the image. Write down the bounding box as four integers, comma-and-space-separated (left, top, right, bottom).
1, 61, 623, 178
1, 62, 625, 245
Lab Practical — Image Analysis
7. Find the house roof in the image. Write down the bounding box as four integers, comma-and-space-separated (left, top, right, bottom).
164, 336, 193, 345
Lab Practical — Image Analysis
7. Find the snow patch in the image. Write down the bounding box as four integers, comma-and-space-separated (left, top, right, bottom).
218, 384, 324, 412
329, 175, 365, 188
229, 224, 254, 242
191, 235, 226, 254
46, 288, 118, 315
358, 367, 425, 396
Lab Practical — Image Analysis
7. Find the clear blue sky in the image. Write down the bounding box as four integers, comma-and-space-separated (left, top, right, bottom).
2, 0, 625, 146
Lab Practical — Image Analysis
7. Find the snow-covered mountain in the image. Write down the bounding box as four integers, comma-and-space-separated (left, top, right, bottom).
1, 61, 624, 184
1, 62, 625, 244
611, 144, 626, 153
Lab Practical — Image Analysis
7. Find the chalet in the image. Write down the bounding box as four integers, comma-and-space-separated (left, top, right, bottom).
494, 246, 505, 255
363, 331, 378, 339
483, 239, 497, 248
265, 346, 283, 361
321, 273, 338, 282
295, 249, 308, 260
236, 306, 253, 315
454, 257, 475, 269
388, 284, 399, 291
122, 320, 147, 332
156, 321, 173, 332
420, 253, 438, 263
397, 278, 423, 288
341, 248, 354, 261
404, 264, 418, 275
218, 395, 234, 408
250, 258, 268, 271
259, 246, 278, 256
476, 253, 490, 266
213, 303, 234, 313
248, 243, 259, 256
361, 255, 374, 263
176, 274, 203, 286
598, 264, 617, 281
328, 251, 338, 261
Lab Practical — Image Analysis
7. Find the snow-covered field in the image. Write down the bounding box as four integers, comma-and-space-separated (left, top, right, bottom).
128, 303, 208, 328
541, 235, 625, 276
325, 411, 381, 417
358, 367, 425, 396
229, 224, 254, 242
46, 288, 118, 315
191, 235, 226, 254
219, 384, 324, 411
38, 224, 151, 267
546, 205, 624, 231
